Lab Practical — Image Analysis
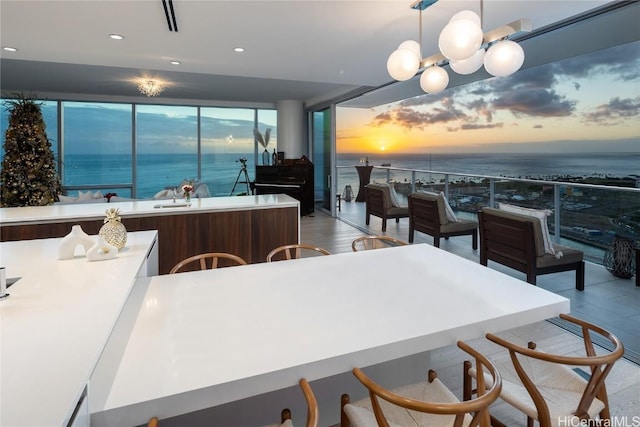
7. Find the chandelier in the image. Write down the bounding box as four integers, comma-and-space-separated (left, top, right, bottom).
137, 79, 165, 97
387, 0, 531, 94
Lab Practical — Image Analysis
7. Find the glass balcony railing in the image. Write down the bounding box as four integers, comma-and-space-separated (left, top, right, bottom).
337, 165, 640, 265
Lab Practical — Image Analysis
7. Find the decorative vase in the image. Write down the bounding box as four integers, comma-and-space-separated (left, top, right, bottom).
58, 224, 95, 260
603, 235, 636, 279
99, 208, 127, 250
185, 192, 191, 202
262, 149, 270, 165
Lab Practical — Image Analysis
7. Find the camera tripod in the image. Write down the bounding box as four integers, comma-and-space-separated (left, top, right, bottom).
230, 158, 251, 196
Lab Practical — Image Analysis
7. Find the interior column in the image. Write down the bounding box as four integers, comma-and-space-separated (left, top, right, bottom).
276, 100, 305, 159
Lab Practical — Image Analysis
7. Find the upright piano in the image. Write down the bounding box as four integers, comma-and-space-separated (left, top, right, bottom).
253, 158, 314, 216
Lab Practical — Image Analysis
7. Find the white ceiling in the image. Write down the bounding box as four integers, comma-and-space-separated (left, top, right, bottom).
0, 0, 629, 107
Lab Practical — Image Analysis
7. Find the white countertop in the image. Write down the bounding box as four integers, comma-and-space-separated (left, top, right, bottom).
96, 243, 569, 425
0, 194, 299, 225
0, 230, 158, 427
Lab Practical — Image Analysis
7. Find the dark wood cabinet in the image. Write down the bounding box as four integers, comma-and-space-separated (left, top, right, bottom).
254, 159, 314, 216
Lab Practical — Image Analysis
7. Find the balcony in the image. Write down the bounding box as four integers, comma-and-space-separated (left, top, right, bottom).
335, 164, 640, 364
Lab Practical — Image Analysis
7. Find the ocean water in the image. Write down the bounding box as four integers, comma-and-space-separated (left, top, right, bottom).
64, 153, 255, 198
335, 152, 639, 198
62, 152, 639, 199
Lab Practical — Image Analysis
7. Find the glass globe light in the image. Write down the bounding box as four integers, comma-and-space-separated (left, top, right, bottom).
449, 10, 481, 27
387, 47, 420, 81
484, 40, 525, 77
420, 65, 449, 94
438, 18, 483, 61
398, 40, 421, 59
449, 49, 485, 75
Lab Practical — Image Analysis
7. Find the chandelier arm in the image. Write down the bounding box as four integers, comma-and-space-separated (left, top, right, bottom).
482, 19, 532, 45
419, 7, 423, 60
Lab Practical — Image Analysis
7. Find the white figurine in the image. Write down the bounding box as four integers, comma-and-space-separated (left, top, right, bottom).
86, 235, 118, 262
58, 225, 95, 260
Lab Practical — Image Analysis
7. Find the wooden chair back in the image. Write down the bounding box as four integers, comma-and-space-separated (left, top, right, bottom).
351, 235, 408, 252
478, 208, 537, 274
486, 313, 624, 426
266, 244, 330, 262
364, 184, 409, 232
365, 185, 389, 219
349, 341, 501, 427
300, 378, 319, 427
169, 252, 247, 274
478, 207, 584, 289
279, 378, 319, 427
408, 193, 441, 237
408, 192, 478, 248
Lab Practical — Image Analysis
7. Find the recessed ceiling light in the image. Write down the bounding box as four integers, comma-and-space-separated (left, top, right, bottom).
3, 47, 18, 52
109, 34, 124, 40
233, 47, 244, 53
170, 60, 181, 65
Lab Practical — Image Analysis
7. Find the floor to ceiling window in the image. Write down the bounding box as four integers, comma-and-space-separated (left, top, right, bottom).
0, 99, 275, 200
200, 107, 255, 197
312, 108, 333, 212
136, 105, 198, 198
62, 101, 133, 197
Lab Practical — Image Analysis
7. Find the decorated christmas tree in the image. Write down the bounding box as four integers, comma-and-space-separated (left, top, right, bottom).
1, 97, 61, 207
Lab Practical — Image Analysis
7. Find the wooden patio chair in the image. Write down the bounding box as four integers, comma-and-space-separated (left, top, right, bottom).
478, 207, 585, 290
408, 191, 478, 249
364, 183, 409, 232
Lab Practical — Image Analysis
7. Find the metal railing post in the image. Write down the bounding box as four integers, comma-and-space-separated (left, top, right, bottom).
411, 171, 416, 193
554, 183, 561, 243
489, 178, 495, 207
444, 174, 449, 198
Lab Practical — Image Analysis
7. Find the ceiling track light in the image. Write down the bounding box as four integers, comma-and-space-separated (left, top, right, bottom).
387, 0, 531, 94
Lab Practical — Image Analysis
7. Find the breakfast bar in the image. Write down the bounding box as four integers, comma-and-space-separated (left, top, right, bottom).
92, 243, 570, 427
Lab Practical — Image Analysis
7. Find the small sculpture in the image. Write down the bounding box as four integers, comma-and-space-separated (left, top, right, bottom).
99, 208, 127, 250
86, 235, 118, 262
58, 225, 95, 259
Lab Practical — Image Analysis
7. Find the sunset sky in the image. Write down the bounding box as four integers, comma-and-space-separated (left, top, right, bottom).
337, 40, 640, 154
2, 42, 637, 158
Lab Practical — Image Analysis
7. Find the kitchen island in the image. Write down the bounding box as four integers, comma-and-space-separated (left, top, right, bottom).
0, 194, 300, 274
92, 243, 569, 427
0, 230, 158, 427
